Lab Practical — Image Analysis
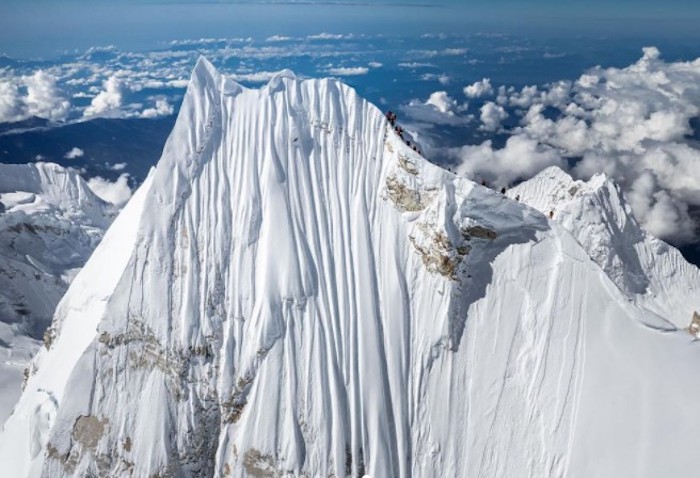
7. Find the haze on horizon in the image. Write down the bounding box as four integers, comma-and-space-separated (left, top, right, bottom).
2, 0, 700, 58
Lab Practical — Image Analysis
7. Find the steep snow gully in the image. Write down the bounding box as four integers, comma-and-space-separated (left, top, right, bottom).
2, 57, 700, 477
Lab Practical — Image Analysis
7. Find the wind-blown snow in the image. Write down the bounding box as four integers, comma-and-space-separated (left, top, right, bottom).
0, 162, 114, 425
3, 58, 700, 477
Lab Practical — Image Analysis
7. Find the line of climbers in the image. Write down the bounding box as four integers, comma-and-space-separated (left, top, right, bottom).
385, 110, 555, 218
386, 110, 421, 156
478, 179, 522, 202
480, 179, 555, 217
480, 179, 512, 196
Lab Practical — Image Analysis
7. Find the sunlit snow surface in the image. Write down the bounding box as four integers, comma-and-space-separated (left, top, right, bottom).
2, 58, 700, 477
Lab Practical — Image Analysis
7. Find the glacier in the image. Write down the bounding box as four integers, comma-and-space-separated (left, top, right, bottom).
0, 162, 114, 424
2, 57, 700, 477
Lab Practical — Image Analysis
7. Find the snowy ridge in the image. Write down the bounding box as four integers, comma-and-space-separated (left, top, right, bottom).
509, 166, 700, 330
0, 168, 154, 477
0, 163, 114, 425
3, 58, 700, 477
0, 163, 111, 227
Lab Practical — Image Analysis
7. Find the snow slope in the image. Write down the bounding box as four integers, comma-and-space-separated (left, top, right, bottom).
509, 166, 700, 331
3, 58, 700, 477
0, 163, 114, 424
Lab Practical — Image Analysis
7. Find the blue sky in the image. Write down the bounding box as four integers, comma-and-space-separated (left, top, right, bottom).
2, 0, 700, 58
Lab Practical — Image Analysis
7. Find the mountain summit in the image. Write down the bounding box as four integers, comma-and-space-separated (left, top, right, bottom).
2, 58, 700, 477
509, 166, 700, 329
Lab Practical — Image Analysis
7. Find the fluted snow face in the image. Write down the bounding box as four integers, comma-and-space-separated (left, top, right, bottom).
4, 59, 700, 478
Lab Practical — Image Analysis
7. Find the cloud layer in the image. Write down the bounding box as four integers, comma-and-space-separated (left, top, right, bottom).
326, 66, 369, 76
0, 71, 70, 123
1, 37, 699, 247
84, 76, 123, 117
464, 78, 493, 98
64, 147, 84, 159
450, 48, 700, 244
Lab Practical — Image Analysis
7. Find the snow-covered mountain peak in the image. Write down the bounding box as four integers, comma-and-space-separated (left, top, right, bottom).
0, 163, 114, 321
4, 60, 700, 477
190, 56, 228, 92
0, 162, 112, 228
0, 162, 116, 425
508, 165, 617, 214
511, 165, 700, 329
268, 68, 298, 81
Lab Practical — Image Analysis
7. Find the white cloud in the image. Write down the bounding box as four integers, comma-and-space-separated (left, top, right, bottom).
501, 81, 574, 110
421, 73, 451, 85
327, 67, 369, 76
577, 74, 599, 88
87, 173, 132, 207
167, 79, 189, 89
463, 47, 700, 244
23, 71, 71, 121
464, 78, 493, 98
443, 48, 468, 56
64, 147, 84, 159
84, 76, 123, 117
409, 48, 468, 59
507, 85, 540, 108
398, 62, 437, 69
141, 98, 174, 118
426, 91, 459, 115
0, 80, 24, 123
627, 170, 696, 243
479, 102, 508, 131
109, 162, 127, 171
266, 35, 293, 42
543, 52, 567, 59
401, 91, 469, 126
368, 61, 383, 69
168, 37, 246, 46
421, 33, 447, 40
82, 45, 117, 55
452, 136, 564, 188
0, 71, 70, 123
307, 33, 352, 40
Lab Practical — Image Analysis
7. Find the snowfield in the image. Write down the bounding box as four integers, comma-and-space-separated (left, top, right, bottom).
2, 58, 700, 477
